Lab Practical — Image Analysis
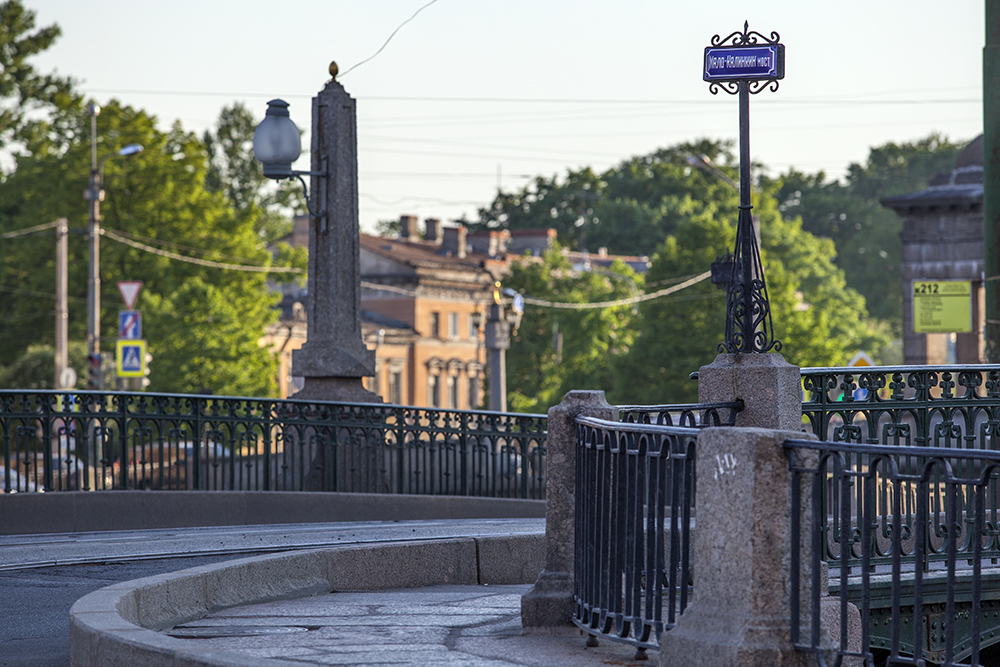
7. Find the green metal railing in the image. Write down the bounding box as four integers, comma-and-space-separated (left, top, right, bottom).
0, 391, 547, 498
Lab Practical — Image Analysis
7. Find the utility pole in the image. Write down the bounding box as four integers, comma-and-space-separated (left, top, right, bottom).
984, 0, 1000, 361
86, 103, 102, 388
54, 218, 68, 389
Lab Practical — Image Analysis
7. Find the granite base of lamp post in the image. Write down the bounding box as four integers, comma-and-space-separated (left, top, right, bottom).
292, 343, 380, 403
521, 390, 616, 630
698, 352, 802, 431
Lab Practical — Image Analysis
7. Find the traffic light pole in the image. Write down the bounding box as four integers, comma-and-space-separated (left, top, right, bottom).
86, 103, 102, 388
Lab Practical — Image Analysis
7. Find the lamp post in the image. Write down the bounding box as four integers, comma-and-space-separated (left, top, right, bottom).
253, 63, 378, 403
483, 290, 510, 413
85, 102, 143, 389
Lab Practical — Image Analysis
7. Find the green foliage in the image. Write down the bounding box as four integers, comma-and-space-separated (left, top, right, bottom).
0, 99, 283, 396
483, 140, 892, 408
475, 139, 739, 256
0, 341, 87, 389
202, 102, 305, 244
767, 133, 966, 328
612, 190, 890, 404
374, 217, 402, 237
0, 1, 79, 154
502, 246, 640, 413
142, 277, 277, 396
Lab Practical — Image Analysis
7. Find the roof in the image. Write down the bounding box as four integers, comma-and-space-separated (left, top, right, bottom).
359, 233, 500, 271
881, 135, 984, 214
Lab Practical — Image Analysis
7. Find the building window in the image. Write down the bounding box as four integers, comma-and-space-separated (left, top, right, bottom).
448, 312, 459, 339
389, 369, 403, 404
428, 374, 441, 407
430, 312, 440, 338
468, 313, 478, 340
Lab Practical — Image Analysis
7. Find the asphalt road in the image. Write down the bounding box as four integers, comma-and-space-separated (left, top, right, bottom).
1, 555, 245, 667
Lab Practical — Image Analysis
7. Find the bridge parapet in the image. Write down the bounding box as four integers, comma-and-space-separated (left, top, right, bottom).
787, 437, 1000, 665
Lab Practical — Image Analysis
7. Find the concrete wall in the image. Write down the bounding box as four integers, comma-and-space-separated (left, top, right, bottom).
0, 491, 545, 535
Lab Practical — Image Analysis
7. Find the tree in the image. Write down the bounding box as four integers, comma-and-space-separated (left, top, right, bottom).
501, 245, 640, 413
0, 341, 87, 389
475, 139, 740, 257
0, 99, 283, 396
203, 102, 305, 245
612, 187, 891, 404
0, 1, 78, 156
766, 133, 966, 329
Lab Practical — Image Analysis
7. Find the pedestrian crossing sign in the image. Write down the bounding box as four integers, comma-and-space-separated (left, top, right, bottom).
116, 339, 147, 377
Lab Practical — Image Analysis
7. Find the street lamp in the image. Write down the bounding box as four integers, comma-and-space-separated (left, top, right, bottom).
252, 98, 327, 232
85, 102, 143, 389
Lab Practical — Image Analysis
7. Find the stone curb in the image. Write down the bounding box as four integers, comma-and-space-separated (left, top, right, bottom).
0, 491, 545, 535
69, 533, 544, 667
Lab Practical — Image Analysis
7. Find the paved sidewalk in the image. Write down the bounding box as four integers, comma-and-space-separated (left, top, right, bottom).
163, 584, 647, 667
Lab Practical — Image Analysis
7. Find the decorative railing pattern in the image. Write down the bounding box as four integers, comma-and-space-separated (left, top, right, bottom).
801, 365, 1000, 572
0, 391, 547, 498
801, 365, 1000, 448
786, 438, 1000, 666
573, 414, 701, 657
617, 401, 743, 427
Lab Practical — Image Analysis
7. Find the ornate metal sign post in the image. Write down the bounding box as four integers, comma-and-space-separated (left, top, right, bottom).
704, 22, 784, 354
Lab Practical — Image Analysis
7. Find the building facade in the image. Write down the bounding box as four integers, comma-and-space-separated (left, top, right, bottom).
266, 216, 507, 406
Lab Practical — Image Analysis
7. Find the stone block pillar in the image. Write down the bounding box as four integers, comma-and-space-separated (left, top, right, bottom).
521, 390, 615, 629
658, 426, 824, 666
698, 352, 801, 430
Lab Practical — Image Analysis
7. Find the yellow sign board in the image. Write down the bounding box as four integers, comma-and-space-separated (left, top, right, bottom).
912, 281, 972, 334
115, 339, 147, 377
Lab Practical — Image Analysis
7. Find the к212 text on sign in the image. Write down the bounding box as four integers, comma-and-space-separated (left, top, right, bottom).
912, 280, 972, 333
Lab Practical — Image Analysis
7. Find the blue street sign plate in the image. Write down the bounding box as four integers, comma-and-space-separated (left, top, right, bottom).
116, 339, 147, 377
119, 310, 142, 340
703, 44, 784, 81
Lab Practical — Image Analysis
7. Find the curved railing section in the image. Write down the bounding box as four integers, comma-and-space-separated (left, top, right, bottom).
786, 438, 1000, 666
573, 414, 701, 657
0, 391, 547, 499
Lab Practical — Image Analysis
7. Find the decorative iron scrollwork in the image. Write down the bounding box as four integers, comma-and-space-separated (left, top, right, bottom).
708, 80, 740, 96
718, 208, 781, 354
711, 21, 780, 48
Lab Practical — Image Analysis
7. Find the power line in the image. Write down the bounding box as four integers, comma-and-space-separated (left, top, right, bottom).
108, 227, 270, 264
361, 271, 712, 309
79, 88, 981, 107
0, 285, 86, 302
0, 220, 60, 239
339, 0, 441, 78
521, 271, 711, 310
102, 229, 304, 274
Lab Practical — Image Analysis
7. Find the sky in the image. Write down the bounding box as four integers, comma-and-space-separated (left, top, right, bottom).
30, 0, 985, 234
